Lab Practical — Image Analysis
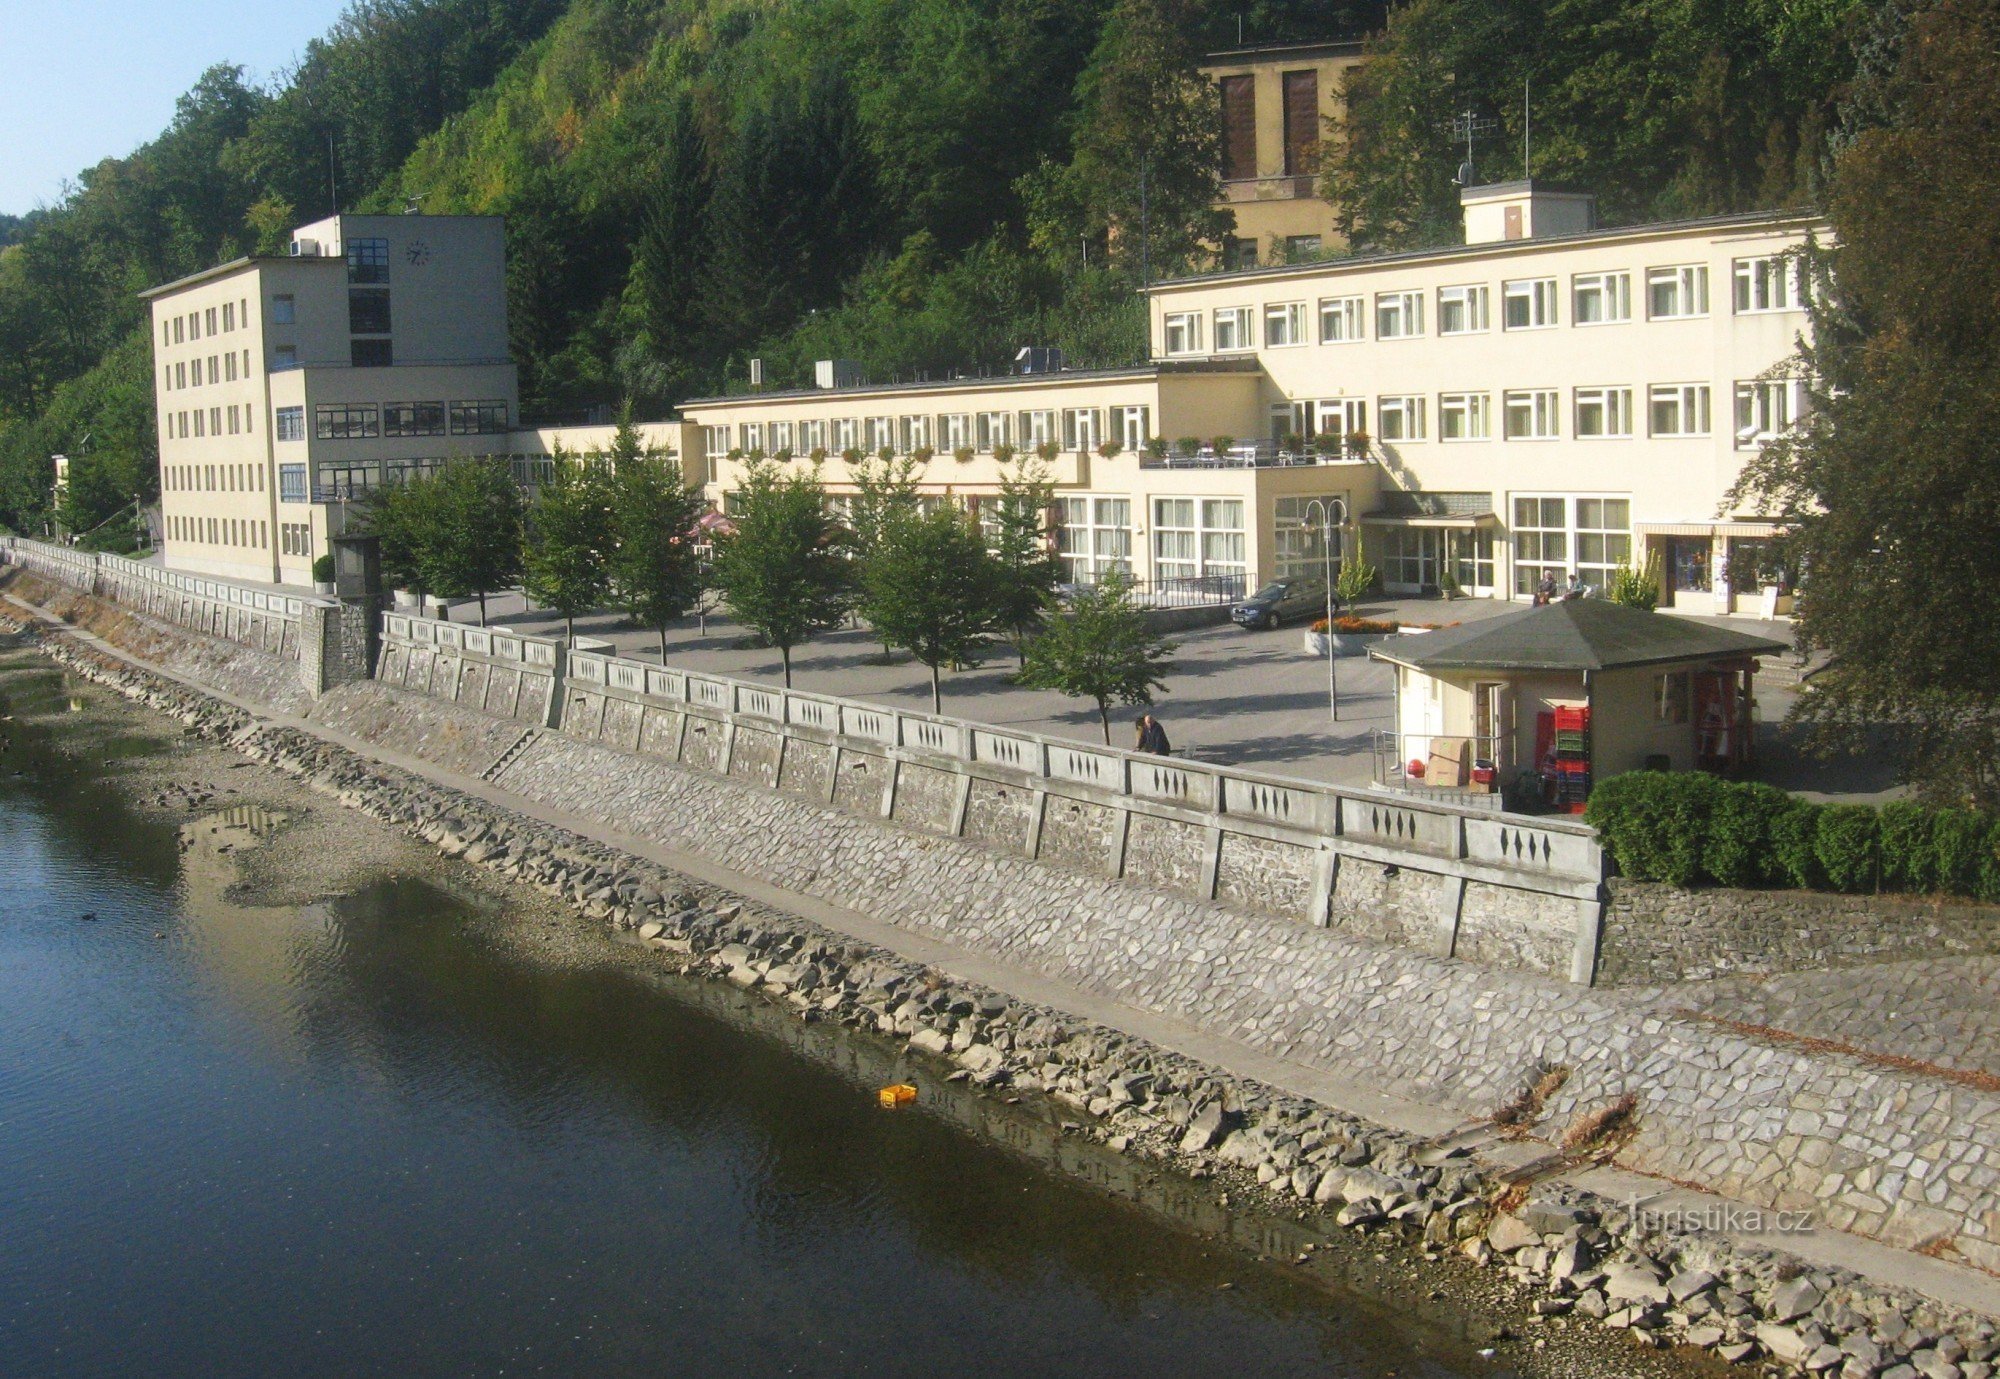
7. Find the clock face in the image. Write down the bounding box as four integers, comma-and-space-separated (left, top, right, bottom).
405, 240, 432, 267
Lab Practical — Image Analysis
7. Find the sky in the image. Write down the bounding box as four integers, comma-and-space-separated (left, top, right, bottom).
0, 0, 351, 217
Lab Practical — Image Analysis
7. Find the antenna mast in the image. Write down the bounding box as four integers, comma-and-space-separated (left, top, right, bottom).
1523, 78, 1532, 179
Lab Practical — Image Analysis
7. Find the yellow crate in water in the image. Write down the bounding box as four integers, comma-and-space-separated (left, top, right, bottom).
878, 1083, 917, 1108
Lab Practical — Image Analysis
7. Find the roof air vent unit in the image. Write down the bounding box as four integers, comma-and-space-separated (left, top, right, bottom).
813, 359, 864, 390
290, 238, 321, 258
1014, 347, 1064, 375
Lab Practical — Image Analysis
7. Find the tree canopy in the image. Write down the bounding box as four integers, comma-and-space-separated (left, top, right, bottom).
710, 459, 850, 687
1020, 570, 1177, 743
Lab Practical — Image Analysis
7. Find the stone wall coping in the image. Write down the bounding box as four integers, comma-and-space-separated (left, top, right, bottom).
4, 536, 332, 618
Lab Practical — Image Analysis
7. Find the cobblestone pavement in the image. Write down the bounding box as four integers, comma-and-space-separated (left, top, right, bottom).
1662, 957, 2000, 1081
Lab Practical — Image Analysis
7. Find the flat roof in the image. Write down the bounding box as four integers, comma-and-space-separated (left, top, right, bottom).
1200, 39, 1366, 63
139, 254, 327, 300
679, 358, 1262, 409
1150, 208, 1826, 293
1370, 599, 1789, 674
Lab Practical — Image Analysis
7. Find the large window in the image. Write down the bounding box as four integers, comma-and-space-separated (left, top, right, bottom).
1314, 398, 1366, 443
1512, 496, 1630, 594
351, 339, 393, 368
974, 411, 1009, 452
738, 423, 765, 453
1213, 307, 1254, 351
800, 419, 827, 454
1152, 498, 1243, 582
1573, 387, 1633, 439
897, 414, 932, 454
1264, 301, 1308, 347
1735, 379, 1805, 448
832, 418, 859, 453
1115, 405, 1151, 451
702, 425, 730, 458
384, 402, 447, 437
1319, 296, 1364, 343
1018, 410, 1057, 447
1377, 395, 1426, 441
1575, 498, 1632, 587
1056, 496, 1132, 584
1512, 497, 1568, 595
449, 400, 509, 435
278, 464, 308, 504
939, 414, 972, 451
1573, 272, 1632, 325
1647, 264, 1709, 319
1199, 498, 1245, 578
270, 294, 296, 326
1503, 389, 1559, 440
1648, 384, 1711, 436
1734, 255, 1801, 313
1375, 290, 1423, 339
1439, 392, 1489, 441
865, 417, 894, 452
1273, 496, 1341, 580
1061, 408, 1103, 452
1437, 285, 1489, 335
1502, 278, 1558, 330
1163, 311, 1203, 355
769, 420, 796, 455
275, 406, 306, 442
349, 289, 391, 335
315, 405, 379, 440
346, 237, 390, 284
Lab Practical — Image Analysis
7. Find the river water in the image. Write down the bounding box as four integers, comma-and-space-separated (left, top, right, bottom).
0, 654, 1495, 1379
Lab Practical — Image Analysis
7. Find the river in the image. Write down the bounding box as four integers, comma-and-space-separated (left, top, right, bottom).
0, 646, 1504, 1379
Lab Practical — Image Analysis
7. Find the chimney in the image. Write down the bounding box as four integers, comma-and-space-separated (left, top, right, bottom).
1459, 180, 1596, 246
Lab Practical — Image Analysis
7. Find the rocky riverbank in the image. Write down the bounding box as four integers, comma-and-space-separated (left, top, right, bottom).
6, 603, 1997, 1379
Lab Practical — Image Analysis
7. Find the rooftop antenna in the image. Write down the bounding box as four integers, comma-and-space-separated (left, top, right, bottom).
1445, 108, 1499, 186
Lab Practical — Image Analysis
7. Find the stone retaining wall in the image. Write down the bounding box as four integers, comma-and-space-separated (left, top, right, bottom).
1600, 879, 2000, 985
376, 612, 559, 727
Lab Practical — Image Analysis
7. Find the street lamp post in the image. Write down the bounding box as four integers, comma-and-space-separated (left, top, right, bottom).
1305, 497, 1347, 722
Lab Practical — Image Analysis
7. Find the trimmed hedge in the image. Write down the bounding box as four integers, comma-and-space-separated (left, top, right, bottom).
1585, 772, 2000, 900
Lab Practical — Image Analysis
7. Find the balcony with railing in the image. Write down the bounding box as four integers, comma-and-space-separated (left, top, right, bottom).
1139, 436, 1374, 469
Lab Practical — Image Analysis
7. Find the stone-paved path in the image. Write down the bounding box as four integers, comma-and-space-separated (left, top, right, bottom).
1663, 957, 2000, 1082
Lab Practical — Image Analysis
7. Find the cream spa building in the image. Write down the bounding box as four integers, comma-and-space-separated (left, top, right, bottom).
145, 213, 517, 584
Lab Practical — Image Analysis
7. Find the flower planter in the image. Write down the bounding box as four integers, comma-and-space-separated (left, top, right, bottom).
1305, 630, 1385, 657
313, 580, 336, 596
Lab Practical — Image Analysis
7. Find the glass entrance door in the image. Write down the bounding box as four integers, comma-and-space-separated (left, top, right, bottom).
1666, 538, 1712, 607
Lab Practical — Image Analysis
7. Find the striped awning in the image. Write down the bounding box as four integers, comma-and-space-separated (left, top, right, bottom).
1635, 520, 1786, 538
1360, 511, 1499, 529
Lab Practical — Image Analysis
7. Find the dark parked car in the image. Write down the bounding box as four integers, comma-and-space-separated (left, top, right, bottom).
1230, 578, 1327, 629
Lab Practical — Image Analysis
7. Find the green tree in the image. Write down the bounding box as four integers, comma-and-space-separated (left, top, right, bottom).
360, 470, 442, 609
1730, 0, 2000, 806
523, 450, 613, 643
423, 456, 523, 625
609, 439, 707, 660
1020, 569, 1177, 744
1334, 530, 1376, 614
988, 454, 1063, 656
710, 459, 850, 688
860, 506, 1000, 712
845, 448, 924, 661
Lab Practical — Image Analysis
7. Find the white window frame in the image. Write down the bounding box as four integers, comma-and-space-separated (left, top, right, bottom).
1018, 410, 1058, 447
1647, 264, 1710, 319
1314, 398, 1367, 442
1115, 405, 1151, 451
975, 411, 1009, 452
1163, 311, 1203, 356
1438, 392, 1490, 442
1263, 301, 1308, 348
769, 420, 796, 454
832, 418, 859, 453
1502, 277, 1558, 330
1437, 284, 1489, 335
940, 413, 973, 450
800, 419, 827, 453
1061, 407, 1103, 453
1503, 389, 1560, 440
1374, 290, 1424, 340
1318, 295, 1364, 344
1572, 271, 1632, 325
1212, 306, 1254, 352
1647, 384, 1711, 437
1377, 395, 1426, 442
738, 422, 765, 454
1733, 255, 1801, 314
1573, 387, 1634, 439
1734, 379, 1807, 449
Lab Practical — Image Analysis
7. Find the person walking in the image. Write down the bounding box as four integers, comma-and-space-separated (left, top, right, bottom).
1134, 713, 1171, 755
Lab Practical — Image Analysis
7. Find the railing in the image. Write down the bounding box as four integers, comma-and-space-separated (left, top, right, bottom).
1221, 174, 1316, 202
309, 454, 548, 503
1139, 439, 1371, 469
551, 639, 1603, 883
1371, 729, 1516, 809
1058, 572, 1247, 608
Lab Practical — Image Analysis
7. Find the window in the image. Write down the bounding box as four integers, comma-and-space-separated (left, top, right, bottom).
1319, 296, 1364, 343
1219, 74, 1255, 181
450, 400, 509, 435
1573, 387, 1633, 439
205, 307, 217, 335
1213, 306, 1254, 351
173, 316, 184, 344
273, 345, 297, 370
1200, 498, 1245, 577
227, 405, 240, 435
1502, 278, 1558, 330
865, 417, 894, 452
222, 302, 234, 332
800, 419, 827, 454
211, 406, 222, 435
1283, 235, 1322, 261
224, 353, 237, 382
1377, 395, 1426, 441
1648, 384, 1711, 436
1314, 398, 1366, 444
1152, 499, 1243, 581
738, 423, 765, 456
897, 415, 931, 454
208, 356, 219, 384
384, 402, 447, 437
1281, 69, 1319, 175
1375, 291, 1423, 339
347, 237, 390, 284
1647, 265, 1709, 319
974, 412, 1008, 452
1734, 255, 1801, 313
189, 313, 201, 341
1061, 408, 1102, 452
1573, 272, 1632, 324
278, 464, 308, 504
350, 339, 393, 368
1273, 496, 1341, 580
1438, 392, 1490, 441
702, 424, 730, 458
1152, 498, 1197, 580
1503, 390, 1560, 440
1655, 670, 1691, 724
831, 418, 858, 453
1056, 496, 1132, 583
1017, 410, 1057, 447
935, 414, 970, 451
271, 294, 296, 325
1575, 498, 1632, 587
175, 362, 187, 389
1438, 285, 1489, 335
315, 405, 379, 440
1224, 238, 1259, 271
1512, 497, 1569, 596
349, 289, 392, 335
1163, 311, 1203, 356
1735, 379, 1805, 448
1264, 301, 1307, 347
769, 421, 795, 455
1115, 405, 1151, 451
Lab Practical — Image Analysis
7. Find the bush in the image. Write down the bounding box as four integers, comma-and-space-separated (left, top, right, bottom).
1585, 771, 1721, 888
1769, 800, 1826, 889
1702, 781, 1792, 887
1877, 800, 1937, 893
1814, 804, 1881, 893
1927, 808, 1990, 896
311, 554, 335, 583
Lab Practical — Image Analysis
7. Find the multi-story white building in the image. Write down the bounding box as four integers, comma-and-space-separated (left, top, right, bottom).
144, 213, 517, 584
